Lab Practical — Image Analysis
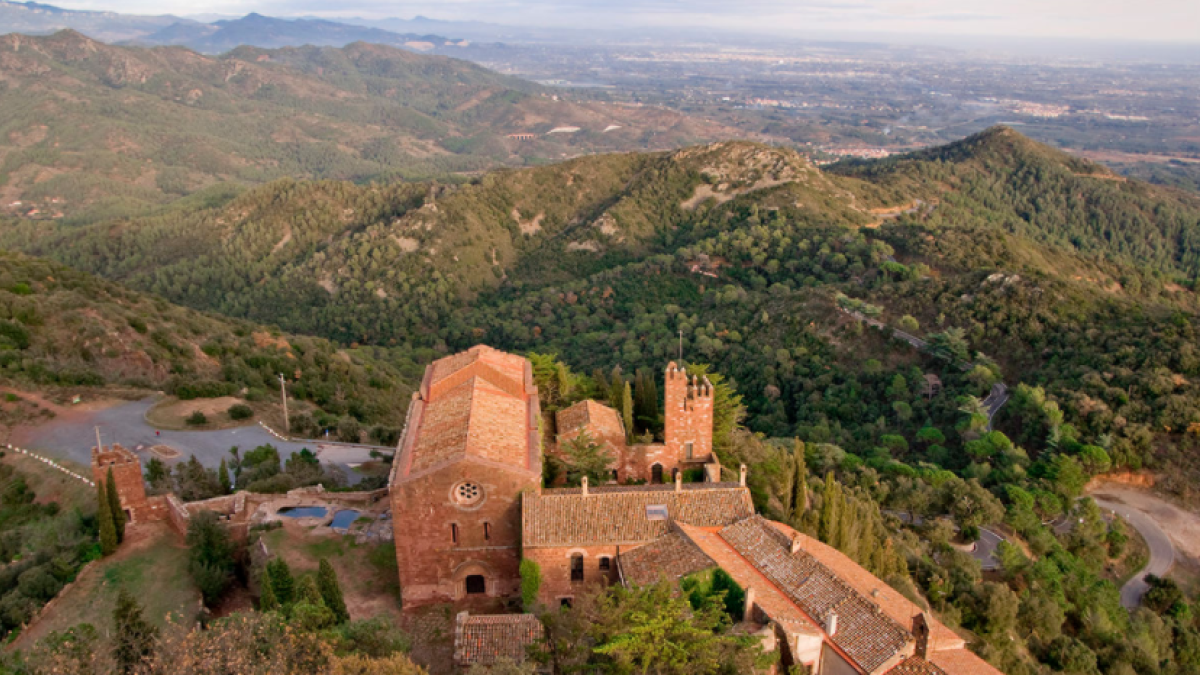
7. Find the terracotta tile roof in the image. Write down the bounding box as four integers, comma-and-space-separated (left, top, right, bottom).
557, 399, 622, 435
522, 485, 754, 547
618, 530, 716, 586
674, 523, 817, 631
890, 657, 949, 675
719, 516, 912, 673
764, 521, 965, 653
396, 346, 540, 481
929, 648, 1005, 675
547, 481, 742, 495
454, 612, 545, 666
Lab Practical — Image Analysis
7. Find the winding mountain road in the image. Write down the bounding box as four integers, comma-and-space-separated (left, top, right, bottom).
1090, 491, 1176, 609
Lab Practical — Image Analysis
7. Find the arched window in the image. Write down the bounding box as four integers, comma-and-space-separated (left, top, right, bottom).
651, 464, 664, 484
570, 554, 584, 582
465, 575, 486, 594
599, 557, 611, 571
611, 469, 619, 482
451, 523, 459, 544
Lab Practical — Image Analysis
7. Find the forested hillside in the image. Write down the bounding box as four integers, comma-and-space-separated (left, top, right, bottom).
8, 126, 1198, 492
0, 250, 420, 424
0, 30, 739, 222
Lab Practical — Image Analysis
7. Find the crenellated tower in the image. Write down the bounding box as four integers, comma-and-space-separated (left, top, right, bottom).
664, 362, 714, 467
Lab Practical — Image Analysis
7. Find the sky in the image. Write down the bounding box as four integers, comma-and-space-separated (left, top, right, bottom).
46, 0, 1200, 44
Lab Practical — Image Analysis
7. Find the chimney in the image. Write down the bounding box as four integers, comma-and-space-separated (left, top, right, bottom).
581, 476, 589, 497
791, 534, 803, 554
675, 470, 683, 492
825, 612, 838, 637
912, 613, 930, 659
743, 586, 756, 623
739, 464, 747, 487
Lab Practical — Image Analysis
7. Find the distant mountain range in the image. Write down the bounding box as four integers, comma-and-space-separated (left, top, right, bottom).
0, 1, 461, 53
0, 30, 742, 220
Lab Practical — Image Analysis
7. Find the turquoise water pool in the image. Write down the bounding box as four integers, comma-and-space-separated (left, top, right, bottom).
330, 510, 360, 529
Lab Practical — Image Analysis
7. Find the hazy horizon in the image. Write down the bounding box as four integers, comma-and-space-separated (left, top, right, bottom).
34, 0, 1200, 45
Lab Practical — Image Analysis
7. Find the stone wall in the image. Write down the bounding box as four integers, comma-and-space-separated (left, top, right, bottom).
664, 363, 714, 470
91, 444, 149, 521
392, 465, 538, 609
524, 543, 623, 606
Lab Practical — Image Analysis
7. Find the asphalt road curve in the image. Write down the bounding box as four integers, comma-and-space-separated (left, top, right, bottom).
1091, 494, 1175, 609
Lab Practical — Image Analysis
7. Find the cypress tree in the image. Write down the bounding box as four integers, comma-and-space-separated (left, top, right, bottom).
113, 588, 157, 674
259, 572, 279, 611
218, 458, 232, 495
622, 381, 635, 443
297, 575, 322, 606
106, 467, 126, 544
317, 559, 350, 624
792, 439, 808, 520
608, 366, 624, 409
592, 368, 609, 399
267, 558, 295, 605
98, 480, 118, 556
818, 472, 839, 547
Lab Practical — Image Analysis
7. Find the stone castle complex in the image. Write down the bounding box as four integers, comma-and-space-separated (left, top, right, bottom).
93, 343, 1002, 674
388, 346, 1003, 675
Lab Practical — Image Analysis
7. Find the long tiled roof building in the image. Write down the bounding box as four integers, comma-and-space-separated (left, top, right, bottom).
388, 346, 1004, 675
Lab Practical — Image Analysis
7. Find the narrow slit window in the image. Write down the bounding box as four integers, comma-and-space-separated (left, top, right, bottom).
484, 522, 491, 541
451, 523, 459, 544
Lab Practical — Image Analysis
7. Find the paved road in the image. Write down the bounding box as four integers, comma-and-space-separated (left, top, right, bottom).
15, 398, 375, 485
886, 510, 1003, 570
1091, 495, 1175, 609
981, 383, 1009, 431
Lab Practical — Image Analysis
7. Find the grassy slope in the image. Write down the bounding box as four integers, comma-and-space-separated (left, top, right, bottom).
10, 521, 199, 651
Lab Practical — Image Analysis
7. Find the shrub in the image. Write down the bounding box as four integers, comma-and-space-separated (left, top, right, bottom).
228, 404, 254, 420
519, 558, 541, 610
186, 411, 208, 426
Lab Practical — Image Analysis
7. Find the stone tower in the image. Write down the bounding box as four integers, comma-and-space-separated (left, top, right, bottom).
91, 444, 148, 523
664, 362, 713, 469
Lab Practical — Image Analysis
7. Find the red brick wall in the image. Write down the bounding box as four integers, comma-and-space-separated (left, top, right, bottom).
91, 445, 148, 520
391, 462, 540, 609
664, 363, 713, 470
524, 543, 625, 605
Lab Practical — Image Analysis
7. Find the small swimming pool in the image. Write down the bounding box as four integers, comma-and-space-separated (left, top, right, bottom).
330, 510, 360, 529
278, 506, 328, 519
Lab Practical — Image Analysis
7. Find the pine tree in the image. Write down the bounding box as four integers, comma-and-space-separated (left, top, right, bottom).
113, 588, 157, 674
317, 558, 350, 624
259, 572, 279, 611
267, 558, 295, 605
622, 381, 634, 443
98, 480, 118, 556
106, 467, 125, 544
218, 458, 232, 495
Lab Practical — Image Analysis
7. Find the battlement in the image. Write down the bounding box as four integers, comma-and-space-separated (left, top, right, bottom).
664, 362, 714, 467
91, 443, 149, 519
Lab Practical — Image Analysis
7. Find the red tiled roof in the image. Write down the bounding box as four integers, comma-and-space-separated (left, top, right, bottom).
557, 400, 623, 436
764, 521, 965, 653
929, 647, 1005, 675
618, 530, 716, 586
522, 485, 754, 547
719, 516, 912, 673
395, 346, 540, 481
890, 657, 949, 675
454, 613, 544, 666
